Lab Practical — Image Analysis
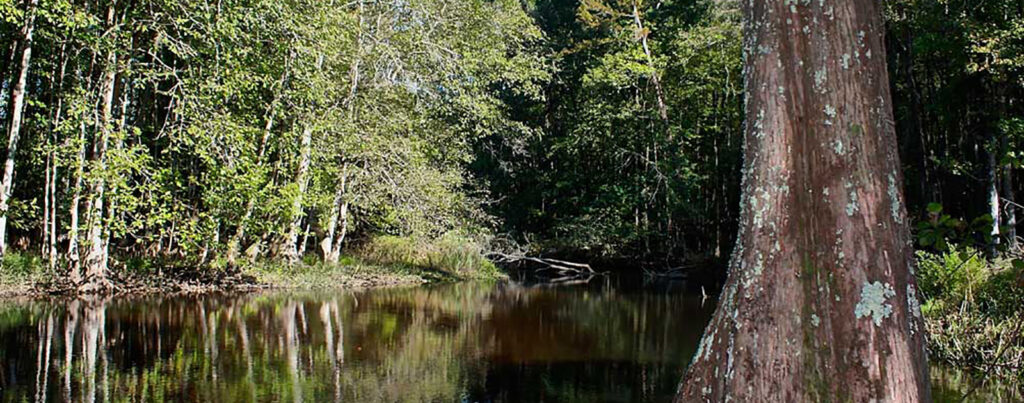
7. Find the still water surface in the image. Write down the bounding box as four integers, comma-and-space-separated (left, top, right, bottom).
0, 278, 1017, 402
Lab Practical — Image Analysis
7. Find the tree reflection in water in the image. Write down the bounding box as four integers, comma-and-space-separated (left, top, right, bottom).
0, 281, 1015, 402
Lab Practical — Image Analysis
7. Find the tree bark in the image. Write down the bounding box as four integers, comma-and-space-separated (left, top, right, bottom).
323, 164, 350, 264
676, 1, 930, 401
283, 124, 313, 263
68, 114, 89, 282
631, 0, 669, 126
1004, 136, 1017, 251
81, 2, 119, 292
0, 0, 40, 256
44, 38, 69, 272
986, 132, 1001, 257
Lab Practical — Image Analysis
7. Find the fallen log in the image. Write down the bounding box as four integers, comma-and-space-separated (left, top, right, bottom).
486, 252, 595, 274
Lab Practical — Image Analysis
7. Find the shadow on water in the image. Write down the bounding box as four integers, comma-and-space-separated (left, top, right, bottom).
0, 278, 1017, 402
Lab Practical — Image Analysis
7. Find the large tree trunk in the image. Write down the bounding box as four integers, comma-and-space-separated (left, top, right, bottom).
0, 0, 40, 256
81, 2, 119, 292
676, 1, 930, 401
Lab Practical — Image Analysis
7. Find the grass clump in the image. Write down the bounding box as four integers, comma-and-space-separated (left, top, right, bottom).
916, 247, 1023, 380
357, 233, 503, 280
0, 252, 51, 288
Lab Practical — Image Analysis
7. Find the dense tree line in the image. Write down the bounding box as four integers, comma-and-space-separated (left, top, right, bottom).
0, 0, 547, 290
476, 0, 744, 262
0, 0, 1021, 289
479, 0, 1022, 262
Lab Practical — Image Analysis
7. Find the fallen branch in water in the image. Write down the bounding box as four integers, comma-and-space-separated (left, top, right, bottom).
642, 265, 696, 279
486, 252, 595, 274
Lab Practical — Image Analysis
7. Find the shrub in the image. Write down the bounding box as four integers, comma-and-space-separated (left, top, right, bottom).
357, 233, 500, 278
916, 247, 1024, 379
915, 248, 988, 313
0, 252, 48, 285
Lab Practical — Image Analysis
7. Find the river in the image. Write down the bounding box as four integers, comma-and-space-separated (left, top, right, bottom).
0, 278, 1016, 401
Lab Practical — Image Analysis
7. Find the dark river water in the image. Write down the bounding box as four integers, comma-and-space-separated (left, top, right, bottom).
0, 278, 1017, 402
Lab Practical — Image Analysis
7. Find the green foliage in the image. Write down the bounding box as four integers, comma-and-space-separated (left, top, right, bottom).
914, 203, 999, 253
916, 247, 1024, 378
357, 234, 500, 278
915, 247, 988, 313
476, 0, 743, 258
0, 252, 49, 285
0, 0, 549, 272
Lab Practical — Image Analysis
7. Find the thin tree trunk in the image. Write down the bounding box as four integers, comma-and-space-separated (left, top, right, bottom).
67, 115, 89, 282
283, 124, 313, 263
632, 0, 668, 126
226, 58, 291, 265
676, 1, 930, 400
44, 39, 69, 272
298, 220, 310, 259
0, 37, 20, 114
43, 153, 51, 258
1004, 137, 1018, 250
99, 76, 129, 269
68, 49, 98, 282
987, 131, 1001, 257
47, 154, 57, 270
331, 197, 350, 264
0, 0, 40, 255
82, 2, 118, 292
323, 164, 349, 264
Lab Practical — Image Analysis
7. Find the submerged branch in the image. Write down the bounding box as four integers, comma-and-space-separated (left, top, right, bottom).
486, 251, 595, 275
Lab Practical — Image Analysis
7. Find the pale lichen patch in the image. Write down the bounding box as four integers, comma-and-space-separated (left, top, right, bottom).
907, 284, 922, 334
855, 281, 896, 327
907, 285, 922, 318
813, 68, 827, 93
810, 313, 820, 327
888, 173, 903, 224
846, 189, 859, 216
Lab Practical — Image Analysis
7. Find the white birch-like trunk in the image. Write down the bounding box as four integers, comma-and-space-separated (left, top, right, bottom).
323, 164, 350, 264
283, 125, 313, 263
81, 3, 118, 292
0, 0, 40, 255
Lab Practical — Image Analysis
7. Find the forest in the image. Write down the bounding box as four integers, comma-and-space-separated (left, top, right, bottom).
0, 0, 1022, 400
0, 0, 1021, 278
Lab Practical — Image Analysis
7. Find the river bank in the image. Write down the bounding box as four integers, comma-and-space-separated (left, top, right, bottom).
0, 251, 505, 298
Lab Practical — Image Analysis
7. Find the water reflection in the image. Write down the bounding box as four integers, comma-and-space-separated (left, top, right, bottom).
0, 280, 1017, 402
0, 280, 711, 402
